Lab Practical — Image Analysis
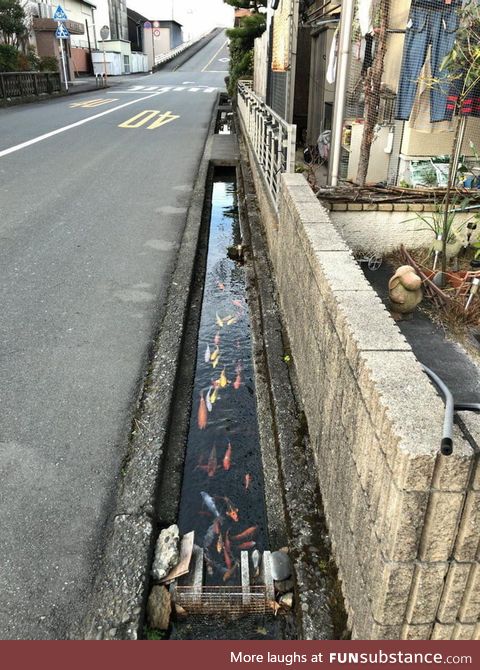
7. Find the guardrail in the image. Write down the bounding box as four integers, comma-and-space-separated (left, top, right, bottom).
237, 80, 296, 207
0, 71, 61, 100
154, 30, 216, 67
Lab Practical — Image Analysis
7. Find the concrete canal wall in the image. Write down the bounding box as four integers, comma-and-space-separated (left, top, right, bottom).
242, 141, 480, 638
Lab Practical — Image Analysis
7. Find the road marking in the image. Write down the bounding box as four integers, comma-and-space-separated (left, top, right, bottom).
119, 110, 180, 130
0, 90, 169, 159
201, 40, 229, 72
126, 85, 217, 93
69, 98, 119, 108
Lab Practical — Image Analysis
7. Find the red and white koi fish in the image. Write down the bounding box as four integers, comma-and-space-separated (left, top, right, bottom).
204, 344, 211, 363
198, 393, 208, 430
237, 541, 256, 550
233, 373, 241, 390
244, 473, 253, 490
223, 442, 232, 470
232, 526, 257, 542
232, 299, 243, 308
214, 332, 221, 346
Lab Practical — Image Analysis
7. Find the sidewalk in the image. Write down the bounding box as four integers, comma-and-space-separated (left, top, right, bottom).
66, 72, 151, 96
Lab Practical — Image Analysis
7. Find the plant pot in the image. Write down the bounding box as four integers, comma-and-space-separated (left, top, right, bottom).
445, 271, 469, 290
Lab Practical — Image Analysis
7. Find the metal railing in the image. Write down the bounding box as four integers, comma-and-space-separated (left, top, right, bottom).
154, 30, 217, 67
172, 585, 268, 616
237, 80, 296, 207
0, 71, 61, 100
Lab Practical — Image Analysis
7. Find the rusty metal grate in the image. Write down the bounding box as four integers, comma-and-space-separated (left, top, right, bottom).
173, 585, 268, 616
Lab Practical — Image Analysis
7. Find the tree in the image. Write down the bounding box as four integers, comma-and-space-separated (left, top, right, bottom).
0, 0, 28, 48
223, 1, 266, 96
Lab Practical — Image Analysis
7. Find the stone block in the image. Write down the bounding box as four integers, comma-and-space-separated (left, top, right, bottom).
332, 203, 347, 211
147, 585, 171, 631
458, 563, 480, 624
348, 203, 363, 211
432, 437, 473, 491
453, 622, 476, 640
453, 491, 480, 562
380, 486, 429, 561
401, 623, 433, 639
370, 559, 414, 625
437, 561, 471, 623
378, 203, 394, 212
419, 491, 466, 561
405, 563, 449, 625
431, 623, 453, 640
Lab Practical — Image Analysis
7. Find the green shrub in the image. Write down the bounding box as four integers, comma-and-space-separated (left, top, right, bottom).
0, 43, 19, 71
39, 56, 59, 72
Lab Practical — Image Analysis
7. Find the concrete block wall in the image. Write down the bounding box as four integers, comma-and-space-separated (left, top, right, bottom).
242, 129, 480, 638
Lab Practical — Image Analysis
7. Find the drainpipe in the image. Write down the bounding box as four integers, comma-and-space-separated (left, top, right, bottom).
286, 0, 300, 124
328, 0, 355, 186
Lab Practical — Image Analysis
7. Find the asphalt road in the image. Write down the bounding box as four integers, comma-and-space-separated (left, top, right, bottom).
0, 30, 229, 639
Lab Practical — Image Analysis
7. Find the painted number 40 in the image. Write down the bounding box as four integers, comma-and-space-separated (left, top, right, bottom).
119, 110, 179, 129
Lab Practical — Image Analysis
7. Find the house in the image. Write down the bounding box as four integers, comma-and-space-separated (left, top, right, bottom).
126, 7, 183, 71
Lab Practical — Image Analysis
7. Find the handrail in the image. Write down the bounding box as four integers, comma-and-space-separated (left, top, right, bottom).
237, 80, 296, 208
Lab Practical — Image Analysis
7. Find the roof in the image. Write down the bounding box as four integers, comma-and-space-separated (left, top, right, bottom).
80, 0, 97, 8
126, 9, 182, 27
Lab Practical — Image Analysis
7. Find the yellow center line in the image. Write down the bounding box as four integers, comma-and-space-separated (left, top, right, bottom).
201, 40, 229, 73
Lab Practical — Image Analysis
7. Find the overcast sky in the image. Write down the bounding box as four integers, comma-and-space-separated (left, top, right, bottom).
127, 1, 235, 39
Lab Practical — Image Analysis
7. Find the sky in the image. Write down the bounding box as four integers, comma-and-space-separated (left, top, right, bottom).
127, 1, 235, 40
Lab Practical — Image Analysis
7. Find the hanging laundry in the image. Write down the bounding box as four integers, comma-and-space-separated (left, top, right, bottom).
395, 0, 462, 123
326, 27, 339, 85
410, 52, 455, 132
358, 0, 375, 37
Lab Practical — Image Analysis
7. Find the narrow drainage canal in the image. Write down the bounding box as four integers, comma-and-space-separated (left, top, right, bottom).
178, 169, 269, 585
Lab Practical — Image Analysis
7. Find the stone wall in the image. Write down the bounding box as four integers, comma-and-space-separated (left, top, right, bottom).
241, 119, 480, 638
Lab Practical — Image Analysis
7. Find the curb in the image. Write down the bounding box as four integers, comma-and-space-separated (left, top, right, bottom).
79, 94, 221, 641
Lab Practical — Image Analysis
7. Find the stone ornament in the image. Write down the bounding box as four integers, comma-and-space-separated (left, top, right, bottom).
388, 264, 423, 320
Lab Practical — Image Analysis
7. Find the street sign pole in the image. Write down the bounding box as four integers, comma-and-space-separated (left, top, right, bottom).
99, 25, 110, 85
58, 31, 68, 91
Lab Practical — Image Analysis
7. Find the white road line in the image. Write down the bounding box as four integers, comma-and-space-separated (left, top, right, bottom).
172, 86, 186, 91
201, 40, 229, 72
202, 87, 217, 93
0, 90, 168, 159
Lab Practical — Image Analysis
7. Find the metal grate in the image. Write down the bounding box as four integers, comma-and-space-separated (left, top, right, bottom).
173, 585, 268, 616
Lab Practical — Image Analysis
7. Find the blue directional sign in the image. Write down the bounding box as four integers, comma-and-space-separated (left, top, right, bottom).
55, 23, 70, 39
53, 5, 68, 21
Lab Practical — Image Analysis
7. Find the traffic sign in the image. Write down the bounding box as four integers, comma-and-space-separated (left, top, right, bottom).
153, 29, 160, 37
53, 5, 68, 21
55, 23, 70, 39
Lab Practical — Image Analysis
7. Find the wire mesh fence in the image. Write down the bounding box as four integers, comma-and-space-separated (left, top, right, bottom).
172, 585, 269, 617
307, 0, 480, 193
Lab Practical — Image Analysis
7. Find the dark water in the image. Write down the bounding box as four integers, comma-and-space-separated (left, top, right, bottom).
178, 172, 268, 585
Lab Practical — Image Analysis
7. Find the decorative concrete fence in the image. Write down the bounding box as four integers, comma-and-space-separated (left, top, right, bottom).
241, 113, 480, 638
0, 72, 61, 101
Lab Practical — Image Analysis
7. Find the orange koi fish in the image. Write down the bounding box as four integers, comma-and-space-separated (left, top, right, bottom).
232, 526, 257, 542
215, 312, 224, 328
223, 561, 238, 582
207, 444, 218, 477
198, 393, 208, 430
244, 473, 252, 490
233, 373, 241, 390
219, 368, 228, 388
214, 332, 221, 346
238, 541, 256, 550
223, 496, 239, 522
223, 541, 233, 569
223, 442, 232, 470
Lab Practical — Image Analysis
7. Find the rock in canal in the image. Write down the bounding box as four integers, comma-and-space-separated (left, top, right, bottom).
279, 592, 293, 609
271, 550, 292, 581
274, 578, 294, 594
152, 524, 180, 581
147, 585, 172, 631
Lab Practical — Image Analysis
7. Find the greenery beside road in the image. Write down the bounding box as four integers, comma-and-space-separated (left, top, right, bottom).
223, 1, 266, 96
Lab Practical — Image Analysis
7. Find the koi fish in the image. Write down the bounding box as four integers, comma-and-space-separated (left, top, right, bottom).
251, 549, 261, 577
200, 491, 220, 517
206, 386, 213, 412
210, 386, 219, 403
233, 373, 241, 390
238, 541, 256, 550
223, 442, 232, 470
232, 299, 243, 308
225, 528, 232, 555
219, 368, 228, 388
223, 541, 233, 569
214, 332, 221, 346
198, 393, 208, 430
207, 444, 218, 477
235, 361, 243, 374
212, 356, 220, 369
210, 345, 220, 362
213, 517, 223, 535
232, 526, 257, 542
216, 532, 224, 554
204, 344, 211, 363
223, 561, 238, 583
226, 316, 237, 326
215, 312, 224, 328
217, 282, 225, 290
244, 473, 252, 490
222, 496, 239, 522
203, 522, 217, 550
